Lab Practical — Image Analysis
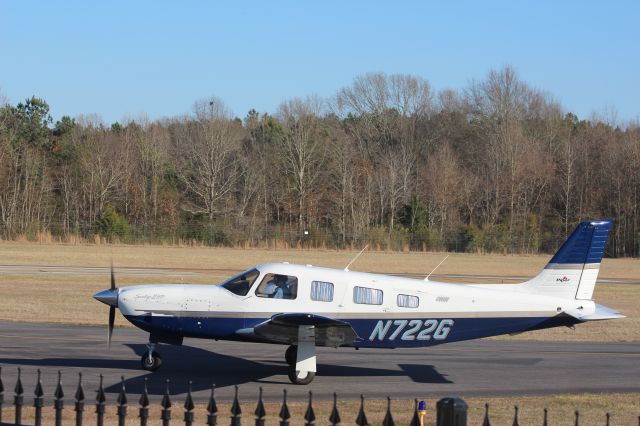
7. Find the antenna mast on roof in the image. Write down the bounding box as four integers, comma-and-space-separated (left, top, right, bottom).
344, 245, 369, 272
425, 254, 449, 281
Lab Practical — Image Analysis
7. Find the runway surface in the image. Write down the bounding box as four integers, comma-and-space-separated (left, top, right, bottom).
0, 321, 638, 403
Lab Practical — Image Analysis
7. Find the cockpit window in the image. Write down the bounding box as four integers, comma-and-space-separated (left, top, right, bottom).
255, 273, 298, 299
220, 269, 260, 296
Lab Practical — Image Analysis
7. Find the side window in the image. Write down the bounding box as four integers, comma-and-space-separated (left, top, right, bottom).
311, 281, 334, 302
255, 274, 298, 300
397, 294, 419, 308
353, 286, 383, 305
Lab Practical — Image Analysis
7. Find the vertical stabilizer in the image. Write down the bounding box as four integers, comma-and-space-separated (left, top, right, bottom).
524, 220, 612, 300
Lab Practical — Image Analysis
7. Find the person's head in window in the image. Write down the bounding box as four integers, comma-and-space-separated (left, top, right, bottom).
273, 275, 289, 298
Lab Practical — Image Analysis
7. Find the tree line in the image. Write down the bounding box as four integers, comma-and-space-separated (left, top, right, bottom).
1, 66, 638, 256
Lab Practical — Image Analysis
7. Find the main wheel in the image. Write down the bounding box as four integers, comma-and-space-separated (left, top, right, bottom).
288, 365, 315, 385
141, 351, 162, 371
285, 345, 297, 365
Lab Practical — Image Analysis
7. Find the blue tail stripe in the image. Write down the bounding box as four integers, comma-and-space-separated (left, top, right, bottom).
548, 220, 612, 265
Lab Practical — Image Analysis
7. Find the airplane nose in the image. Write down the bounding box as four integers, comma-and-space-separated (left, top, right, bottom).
94, 288, 119, 307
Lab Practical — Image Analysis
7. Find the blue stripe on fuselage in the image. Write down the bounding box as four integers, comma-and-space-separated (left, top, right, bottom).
124, 314, 579, 348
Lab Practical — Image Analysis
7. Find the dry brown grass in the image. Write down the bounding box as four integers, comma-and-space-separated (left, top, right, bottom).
0, 241, 638, 341
0, 240, 637, 278
2, 393, 638, 425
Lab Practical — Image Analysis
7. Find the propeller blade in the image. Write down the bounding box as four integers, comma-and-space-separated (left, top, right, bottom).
108, 306, 115, 348
110, 262, 116, 291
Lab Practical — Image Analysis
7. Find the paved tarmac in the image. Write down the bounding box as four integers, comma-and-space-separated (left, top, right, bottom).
0, 321, 638, 403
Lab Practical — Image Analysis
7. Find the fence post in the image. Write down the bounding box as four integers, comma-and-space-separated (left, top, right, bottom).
96, 374, 106, 426
304, 391, 315, 426
409, 399, 420, 426
33, 369, 44, 426
254, 387, 265, 426
355, 394, 368, 426
512, 405, 518, 426
329, 393, 340, 426
139, 378, 149, 426
605, 412, 610, 426
183, 381, 194, 426
436, 397, 467, 426
206, 384, 217, 426
0, 366, 3, 424
381, 397, 394, 426
117, 376, 127, 426
161, 379, 172, 426
230, 385, 241, 426
574, 410, 579, 426
278, 389, 290, 426
74, 372, 85, 426
542, 408, 548, 426
14, 367, 24, 426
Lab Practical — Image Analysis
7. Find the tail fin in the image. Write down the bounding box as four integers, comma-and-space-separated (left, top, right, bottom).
523, 220, 612, 300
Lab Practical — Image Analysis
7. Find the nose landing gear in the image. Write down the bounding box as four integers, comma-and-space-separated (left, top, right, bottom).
141, 342, 162, 371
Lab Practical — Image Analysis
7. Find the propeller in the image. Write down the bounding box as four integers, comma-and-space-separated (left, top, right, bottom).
108, 263, 117, 348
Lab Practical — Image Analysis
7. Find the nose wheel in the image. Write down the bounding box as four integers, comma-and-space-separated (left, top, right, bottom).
141, 342, 162, 371
141, 351, 162, 371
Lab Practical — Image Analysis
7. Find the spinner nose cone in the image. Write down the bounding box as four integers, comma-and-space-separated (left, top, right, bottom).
94, 288, 119, 307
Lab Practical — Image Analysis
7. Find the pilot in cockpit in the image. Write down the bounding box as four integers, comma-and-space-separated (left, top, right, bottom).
271, 274, 290, 299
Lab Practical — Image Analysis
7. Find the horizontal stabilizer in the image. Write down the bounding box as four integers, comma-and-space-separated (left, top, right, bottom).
569, 304, 625, 321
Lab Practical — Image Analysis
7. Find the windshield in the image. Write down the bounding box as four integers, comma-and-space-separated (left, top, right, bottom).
221, 269, 260, 296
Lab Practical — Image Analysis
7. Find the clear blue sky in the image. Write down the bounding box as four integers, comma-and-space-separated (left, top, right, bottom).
2, 1, 639, 124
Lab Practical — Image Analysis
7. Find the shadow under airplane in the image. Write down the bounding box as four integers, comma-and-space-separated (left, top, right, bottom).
0, 343, 451, 395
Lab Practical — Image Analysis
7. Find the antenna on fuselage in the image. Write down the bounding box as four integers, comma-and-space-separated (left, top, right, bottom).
425, 254, 449, 281
344, 244, 369, 272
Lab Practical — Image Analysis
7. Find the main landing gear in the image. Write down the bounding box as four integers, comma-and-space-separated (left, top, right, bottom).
141, 342, 162, 371
284, 325, 317, 385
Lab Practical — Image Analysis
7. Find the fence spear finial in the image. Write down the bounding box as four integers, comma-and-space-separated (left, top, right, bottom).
116, 376, 127, 426
33, 369, 44, 426
14, 367, 24, 426
304, 391, 316, 426
139, 377, 149, 426
482, 403, 490, 426
0, 366, 4, 423
409, 399, 420, 426
329, 392, 340, 425
206, 384, 217, 426
230, 385, 241, 426
382, 396, 394, 426
184, 381, 194, 426
355, 394, 368, 426
254, 386, 266, 425
161, 378, 172, 426
95, 374, 106, 426
279, 388, 290, 425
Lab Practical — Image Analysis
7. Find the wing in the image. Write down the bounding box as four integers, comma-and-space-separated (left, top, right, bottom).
252, 313, 360, 347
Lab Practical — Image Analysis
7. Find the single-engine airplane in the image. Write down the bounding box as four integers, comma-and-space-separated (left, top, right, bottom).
94, 220, 624, 384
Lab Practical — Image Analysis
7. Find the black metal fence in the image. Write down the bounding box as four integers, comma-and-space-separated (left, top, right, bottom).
0, 367, 636, 426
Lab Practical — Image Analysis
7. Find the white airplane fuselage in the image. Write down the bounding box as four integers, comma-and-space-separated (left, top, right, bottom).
116, 263, 593, 348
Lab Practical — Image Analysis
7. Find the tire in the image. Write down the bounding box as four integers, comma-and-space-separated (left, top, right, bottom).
141, 351, 162, 371
285, 345, 297, 365
288, 365, 315, 385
